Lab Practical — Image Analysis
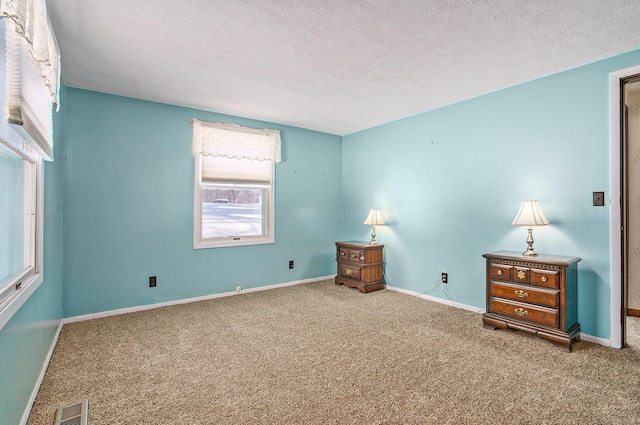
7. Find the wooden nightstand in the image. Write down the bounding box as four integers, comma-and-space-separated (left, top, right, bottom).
335, 241, 384, 293
482, 251, 581, 352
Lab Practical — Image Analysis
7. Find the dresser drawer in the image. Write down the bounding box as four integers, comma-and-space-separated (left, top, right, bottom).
531, 269, 559, 289
338, 247, 363, 263
491, 298, 558, 328
492, 263, 560, 289
338, 264, 360, 280
490, 264, 513, 281
490, 281, 558, 309
513, 267, 530, 284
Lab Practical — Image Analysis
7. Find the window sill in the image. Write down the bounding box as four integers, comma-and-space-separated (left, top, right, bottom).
194, 236, 274, 249
0, 272, 43, 331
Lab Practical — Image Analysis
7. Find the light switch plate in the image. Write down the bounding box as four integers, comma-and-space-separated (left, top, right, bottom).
593, 191, 605, 206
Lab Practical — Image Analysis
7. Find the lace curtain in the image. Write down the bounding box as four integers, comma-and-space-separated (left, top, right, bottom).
0, 0, 60, 106
192, 119, 281, 162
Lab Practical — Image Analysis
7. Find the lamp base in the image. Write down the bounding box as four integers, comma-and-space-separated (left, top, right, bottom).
522, 227, 538, 256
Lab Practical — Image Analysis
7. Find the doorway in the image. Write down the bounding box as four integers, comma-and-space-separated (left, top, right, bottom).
623, 78, 640, 348
610, 64, 640, 349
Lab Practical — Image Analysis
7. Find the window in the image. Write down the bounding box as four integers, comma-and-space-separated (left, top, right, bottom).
0, 8, 59, 330
0, 138, 42, 329
192, 120, 280, 249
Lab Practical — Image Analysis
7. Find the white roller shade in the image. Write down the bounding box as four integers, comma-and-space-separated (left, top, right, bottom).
202, 156, 271, 183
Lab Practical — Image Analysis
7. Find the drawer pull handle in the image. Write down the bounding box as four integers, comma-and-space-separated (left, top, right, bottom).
345, 269, 352, 276
351, 254, 357, 258
517, 270, 526, 280
497, 270, 503, 276
515, 290, 528, 298
341, 252, 346, 256
515, 308, 529, 316
541, 276, 548, 282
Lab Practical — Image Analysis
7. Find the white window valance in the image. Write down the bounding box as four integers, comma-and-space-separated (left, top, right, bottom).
192, 119, 281, 163
0, 0, 60, 106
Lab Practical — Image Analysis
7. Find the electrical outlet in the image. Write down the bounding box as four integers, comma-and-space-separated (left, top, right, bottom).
289, 260, 294, 269
149, 276, 157, 287
441, 273, 448, 284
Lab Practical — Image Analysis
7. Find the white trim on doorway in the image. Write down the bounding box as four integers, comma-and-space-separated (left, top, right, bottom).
609, 64, 640, 349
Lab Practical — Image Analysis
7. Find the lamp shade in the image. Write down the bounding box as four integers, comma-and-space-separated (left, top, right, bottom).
512, 200, 549, 227
363, 208, 385, 225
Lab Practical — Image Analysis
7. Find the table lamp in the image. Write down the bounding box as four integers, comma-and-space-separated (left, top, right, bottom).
363, 208, 384, 245
512, 200, 549, 257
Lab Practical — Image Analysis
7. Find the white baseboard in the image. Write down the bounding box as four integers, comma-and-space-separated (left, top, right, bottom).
386, 285, 613, 348
385, 284, 485, 313
64, 277, 617, 347
21, 320, 63, 425
579, 333, 611, 347
64, 275, 335, 324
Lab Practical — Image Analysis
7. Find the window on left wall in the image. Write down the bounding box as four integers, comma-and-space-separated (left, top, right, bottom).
0, 3, 61, 330
0, 138, 42, 328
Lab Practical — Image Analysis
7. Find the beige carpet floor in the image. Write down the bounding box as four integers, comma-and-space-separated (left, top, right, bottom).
28, 280, 640, 424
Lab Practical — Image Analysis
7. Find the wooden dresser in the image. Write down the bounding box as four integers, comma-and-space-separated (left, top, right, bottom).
335, 241, 384, 293
482, 251, 581, 352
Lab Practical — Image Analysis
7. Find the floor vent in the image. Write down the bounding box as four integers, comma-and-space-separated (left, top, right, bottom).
54, 399, 89, 425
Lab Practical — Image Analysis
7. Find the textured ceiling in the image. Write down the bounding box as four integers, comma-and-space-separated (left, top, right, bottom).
47, 0, 640, 136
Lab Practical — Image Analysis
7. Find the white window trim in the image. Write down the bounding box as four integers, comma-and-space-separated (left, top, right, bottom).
0, 4, 58, 331
193, 154, 275, 249
0, 137, 43, 332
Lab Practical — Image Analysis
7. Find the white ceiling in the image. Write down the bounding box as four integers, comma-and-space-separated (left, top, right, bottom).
47, 0, 640, 136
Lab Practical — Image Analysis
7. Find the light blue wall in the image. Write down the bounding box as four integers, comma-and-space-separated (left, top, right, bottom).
0, 88, 65, 425
62, 88, 342, 318
342, 49, 640, 339
3, 47, 639, 424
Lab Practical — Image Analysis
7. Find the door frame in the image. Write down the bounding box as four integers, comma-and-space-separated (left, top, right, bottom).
609, 64, 640, 348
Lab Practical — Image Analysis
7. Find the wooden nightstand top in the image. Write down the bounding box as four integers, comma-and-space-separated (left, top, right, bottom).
336, 240, 384, 249
483, 251, 581, 266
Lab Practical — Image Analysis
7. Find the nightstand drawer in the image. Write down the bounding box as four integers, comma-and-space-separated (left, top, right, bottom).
490, 281, 558, 309
513, 267, 530, 284
338, 247, 362, 263
338, 264, 360, 280
490, 264, 559, 290
491, 298, 558, 328
348, 249, 362, 263
531, 269, 559, 289
490, 264, 513, 281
